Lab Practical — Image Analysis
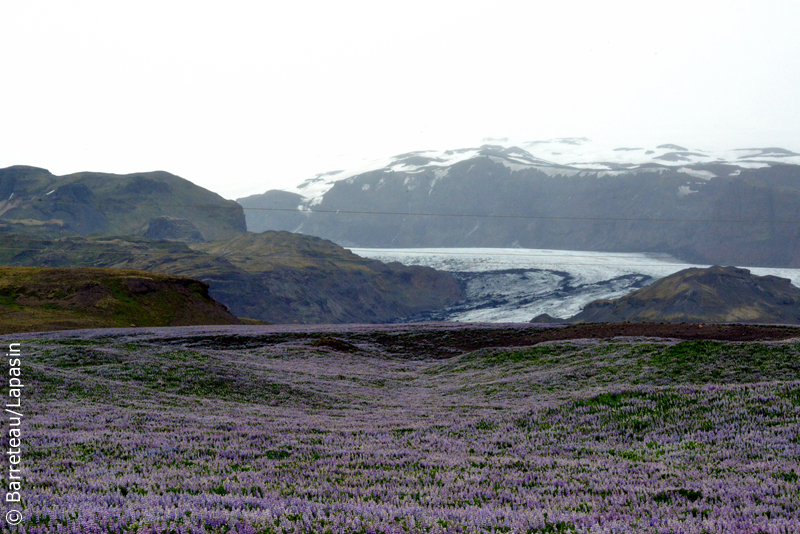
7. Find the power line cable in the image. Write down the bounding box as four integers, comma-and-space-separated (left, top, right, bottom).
3, 198, 798, 267
13, 197, 800, 224
0, 232, 797, 266
0, 246, 796, 271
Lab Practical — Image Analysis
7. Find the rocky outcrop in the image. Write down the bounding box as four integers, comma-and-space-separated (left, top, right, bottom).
237, 190, 307, 233
553, 266, 800, 324
145, 217, 205, 243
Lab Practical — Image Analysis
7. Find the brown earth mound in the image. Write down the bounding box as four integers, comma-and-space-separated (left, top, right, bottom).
0, 266, 241, 334
167, 322, 800, 359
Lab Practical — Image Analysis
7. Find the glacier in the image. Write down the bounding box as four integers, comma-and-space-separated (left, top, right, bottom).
352, 247, 800, 323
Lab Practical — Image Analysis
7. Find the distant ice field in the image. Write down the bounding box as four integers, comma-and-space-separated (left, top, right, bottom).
352, 248, 800, 323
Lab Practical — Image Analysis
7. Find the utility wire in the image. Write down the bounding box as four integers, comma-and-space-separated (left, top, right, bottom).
12, 197, 800, 224
0, 246, 795, 271
3, 198, 798, 267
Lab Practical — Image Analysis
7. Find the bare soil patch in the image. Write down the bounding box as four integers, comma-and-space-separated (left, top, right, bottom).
166, 322, 800, 359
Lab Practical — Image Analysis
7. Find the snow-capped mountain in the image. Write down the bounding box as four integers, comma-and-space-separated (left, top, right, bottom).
281, 138, 800, 206
238, 138, 800, 268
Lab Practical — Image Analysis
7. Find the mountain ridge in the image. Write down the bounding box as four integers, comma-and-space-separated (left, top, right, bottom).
0, 165, 246, 241
239, 139, 800, 268
275, 138, 800, 206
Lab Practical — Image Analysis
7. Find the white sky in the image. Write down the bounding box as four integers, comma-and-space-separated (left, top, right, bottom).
2, 1, 800, 199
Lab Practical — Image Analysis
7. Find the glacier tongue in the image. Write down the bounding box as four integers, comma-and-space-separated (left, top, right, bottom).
352, 248, 800, 323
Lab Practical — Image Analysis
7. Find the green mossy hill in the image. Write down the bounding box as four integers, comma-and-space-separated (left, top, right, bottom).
0, 165, 245, 241
0, 266, 242, 334
0, 230, 464, 324
568, 265, 800, 324
193, 230, 362, 272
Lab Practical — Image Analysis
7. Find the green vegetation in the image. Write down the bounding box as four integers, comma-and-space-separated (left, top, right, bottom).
0, 266, 239, 334
435, 339, 800, 390
16, 327, 800, 532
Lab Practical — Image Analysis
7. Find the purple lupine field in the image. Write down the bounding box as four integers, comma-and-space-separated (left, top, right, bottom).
7, 323, 800, 533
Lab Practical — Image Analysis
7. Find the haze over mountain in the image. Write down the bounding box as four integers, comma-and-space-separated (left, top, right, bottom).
239, 138, 800, 268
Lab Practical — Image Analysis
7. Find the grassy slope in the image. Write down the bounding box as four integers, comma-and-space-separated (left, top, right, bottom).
14, 327, 800, 532
192, 230, 374, 272
0, 266, 241, 334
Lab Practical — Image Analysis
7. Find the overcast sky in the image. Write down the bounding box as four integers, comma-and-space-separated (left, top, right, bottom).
2, 1, 799, 199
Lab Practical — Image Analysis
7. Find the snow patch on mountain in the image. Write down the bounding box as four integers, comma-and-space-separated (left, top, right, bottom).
677, 168, 716, 180
488, 156, 537, 172
518, 138, 800, 168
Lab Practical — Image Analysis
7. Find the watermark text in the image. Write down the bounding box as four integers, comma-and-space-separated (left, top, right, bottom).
5, 343, 23, 526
